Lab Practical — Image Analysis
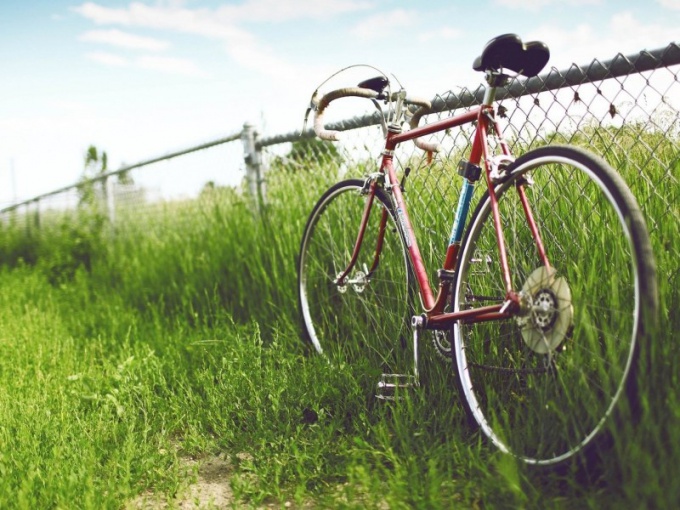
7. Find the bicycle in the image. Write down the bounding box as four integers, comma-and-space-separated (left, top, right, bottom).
297, 34, 658, 466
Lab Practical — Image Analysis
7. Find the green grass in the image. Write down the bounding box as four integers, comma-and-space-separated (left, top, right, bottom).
0, 126, 677, 508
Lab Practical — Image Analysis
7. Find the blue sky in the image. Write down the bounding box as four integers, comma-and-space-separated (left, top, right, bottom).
1, 0, 678, 204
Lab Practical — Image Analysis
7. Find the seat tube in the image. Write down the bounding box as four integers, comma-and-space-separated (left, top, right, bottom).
479, 111, 514, 295
441, 110, 487, 273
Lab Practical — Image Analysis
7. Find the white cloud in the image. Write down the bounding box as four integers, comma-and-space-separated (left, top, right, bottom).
73, 1, 267, 77
73, 2, 137, 25
495, 0, 551, 8
609, 11, 678, 51
72, 1, 350, 82
495, 0, 600, 9
85, 51, 129, 67
216, 0, 373, 22
227, 42, 296, 80
351, 9, 415, 40
135, 55, 208, 77
418, 27, 461, 43
85, 51, 206, 77
73, 2, 253, 43
79, 29, 170, 51
658, 0, 680, 9
73, 1, 371, 34
527, 11, 678, 69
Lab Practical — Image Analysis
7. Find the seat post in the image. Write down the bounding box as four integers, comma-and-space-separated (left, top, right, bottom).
483, 70, 510, 106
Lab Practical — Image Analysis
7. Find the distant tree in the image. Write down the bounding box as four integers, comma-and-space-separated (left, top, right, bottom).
46, 145, 110, 285
268, 137, 344, 175
288, 137, 342, 165
84, 145, 107, 177
78, 145, 108, 207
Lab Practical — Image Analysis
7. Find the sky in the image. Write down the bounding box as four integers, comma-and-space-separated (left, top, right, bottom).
1, 0, 678, 206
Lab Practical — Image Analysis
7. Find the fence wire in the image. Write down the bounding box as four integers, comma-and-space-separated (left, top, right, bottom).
259, 42, 679, 286
1, 43, 678, 285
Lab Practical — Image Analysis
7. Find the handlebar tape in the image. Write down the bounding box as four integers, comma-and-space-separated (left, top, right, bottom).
409, 106, 442, 153
314, 87, 378, 141
313, 87, 439, 152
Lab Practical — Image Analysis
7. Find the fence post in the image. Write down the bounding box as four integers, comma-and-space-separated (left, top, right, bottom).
26, 200, 39, 239
241, 122, 266, 211
24, 203, 31, 238
104, 177, 116, 225
33, 200, 40, 231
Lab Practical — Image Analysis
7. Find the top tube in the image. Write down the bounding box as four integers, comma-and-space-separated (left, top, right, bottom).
386, 107, 483, 151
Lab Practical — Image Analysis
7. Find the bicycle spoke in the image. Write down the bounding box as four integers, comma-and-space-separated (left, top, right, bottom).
299, 180, 412, 374
452, 146, 655, 465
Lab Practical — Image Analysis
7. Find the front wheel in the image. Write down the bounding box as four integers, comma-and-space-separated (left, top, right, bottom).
298, 179, 413, 373
452, 145, 658, 465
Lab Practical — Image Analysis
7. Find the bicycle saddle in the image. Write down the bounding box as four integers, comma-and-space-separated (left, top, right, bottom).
473, 34, 550, 77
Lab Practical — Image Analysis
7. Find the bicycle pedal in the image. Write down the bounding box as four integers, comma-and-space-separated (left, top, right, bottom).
375, 373, 418, 401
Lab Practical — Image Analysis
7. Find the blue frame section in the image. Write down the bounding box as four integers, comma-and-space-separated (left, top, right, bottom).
449, 179, 475, 245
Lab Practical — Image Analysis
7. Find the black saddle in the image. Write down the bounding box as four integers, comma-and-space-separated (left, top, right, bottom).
473, 34, 550, 77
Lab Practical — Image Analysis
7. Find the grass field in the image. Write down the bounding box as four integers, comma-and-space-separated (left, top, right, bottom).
0, 127, 677, 508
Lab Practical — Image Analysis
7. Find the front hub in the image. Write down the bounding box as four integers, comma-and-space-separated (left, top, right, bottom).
335, 268, 369, 294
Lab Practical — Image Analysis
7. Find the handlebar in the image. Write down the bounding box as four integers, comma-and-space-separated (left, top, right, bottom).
312, 87, 439, 152
409, 106, 442, 153
313, 87, 379, 142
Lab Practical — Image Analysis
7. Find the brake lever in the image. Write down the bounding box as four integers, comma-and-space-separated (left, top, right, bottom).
370, 98, 388, 137
302, 89, 320, 133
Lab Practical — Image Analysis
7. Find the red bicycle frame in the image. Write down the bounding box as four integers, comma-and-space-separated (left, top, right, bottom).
336, 98, 550, 331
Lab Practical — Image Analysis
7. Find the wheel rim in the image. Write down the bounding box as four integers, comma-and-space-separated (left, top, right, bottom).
299, 183, 411, 372
453, 155, 641, 464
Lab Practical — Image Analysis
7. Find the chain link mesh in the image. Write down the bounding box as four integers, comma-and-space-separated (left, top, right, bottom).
260, 45, 679, 287
1, 44, 678, 289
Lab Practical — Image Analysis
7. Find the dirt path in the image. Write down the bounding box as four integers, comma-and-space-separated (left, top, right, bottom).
127, 453, 302, 509
127, 454, 234, 509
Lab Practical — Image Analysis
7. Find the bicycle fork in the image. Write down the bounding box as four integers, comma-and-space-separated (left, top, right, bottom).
328, 177, 421, 400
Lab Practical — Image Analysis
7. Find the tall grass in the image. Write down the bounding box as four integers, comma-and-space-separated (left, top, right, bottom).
0, 126, 676, 508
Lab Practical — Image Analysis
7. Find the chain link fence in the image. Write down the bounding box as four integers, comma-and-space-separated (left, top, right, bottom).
258, 42, 680, 290
1, 43, 678, 282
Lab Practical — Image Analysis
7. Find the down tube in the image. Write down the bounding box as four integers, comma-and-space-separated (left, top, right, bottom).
383, 157, 436, 310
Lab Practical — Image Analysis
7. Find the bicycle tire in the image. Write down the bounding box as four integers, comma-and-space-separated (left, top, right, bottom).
298, 179, 413, 373
452, 145, 658, 465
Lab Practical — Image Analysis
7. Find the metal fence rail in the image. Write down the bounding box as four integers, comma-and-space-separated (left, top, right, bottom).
1, 42, 678, 268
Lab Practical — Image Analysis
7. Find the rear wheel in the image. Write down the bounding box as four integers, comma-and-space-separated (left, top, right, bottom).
298, 179, 413, 373
452, 145, 657, 465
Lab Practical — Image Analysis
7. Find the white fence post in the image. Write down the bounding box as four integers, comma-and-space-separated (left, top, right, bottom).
105, 177, 116, 225
241, 122, 265, 211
